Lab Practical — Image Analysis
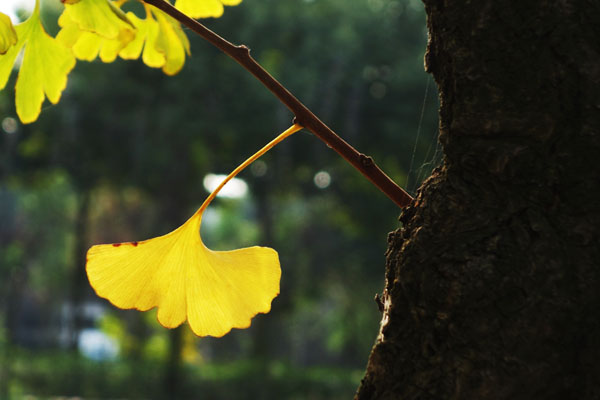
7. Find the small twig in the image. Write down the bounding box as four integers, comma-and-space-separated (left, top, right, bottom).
143, 0, 414, 208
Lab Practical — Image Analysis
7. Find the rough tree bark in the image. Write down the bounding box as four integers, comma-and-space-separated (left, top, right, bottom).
356, 1, 600, 399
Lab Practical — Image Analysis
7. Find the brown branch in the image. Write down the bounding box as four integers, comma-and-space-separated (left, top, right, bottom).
143, 0, 414, 208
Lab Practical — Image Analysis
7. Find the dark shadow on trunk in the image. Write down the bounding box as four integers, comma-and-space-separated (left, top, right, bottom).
356, 1, 600, 399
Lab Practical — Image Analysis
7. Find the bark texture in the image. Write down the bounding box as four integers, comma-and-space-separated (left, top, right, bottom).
356, 1, 600, 399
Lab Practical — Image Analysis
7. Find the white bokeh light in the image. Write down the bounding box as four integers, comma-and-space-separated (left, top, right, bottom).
2, 117, 18, 134
313, 170, 331, 189
78, 329, 119, 361
203, 174, 248, 199
0, 0, 35, 22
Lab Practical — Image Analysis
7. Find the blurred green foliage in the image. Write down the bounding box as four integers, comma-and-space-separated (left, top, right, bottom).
0, 0, 439, 398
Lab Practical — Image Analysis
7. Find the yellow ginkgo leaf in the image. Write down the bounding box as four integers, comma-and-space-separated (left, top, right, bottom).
0, 1, 76, 124
119, 6, 189, 74
87, 124, 303, 337
61, 25, 135, 63
0, 12, 18, 55
175, 0, 243, 19
153, 8, 190, 75
119, 12, 165, 68
57, 0, 136, 63
61, 0, 134, 40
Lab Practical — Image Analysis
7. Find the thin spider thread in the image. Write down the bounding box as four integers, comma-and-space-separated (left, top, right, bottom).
406, 75, 431, 194
413, 128, 442, 190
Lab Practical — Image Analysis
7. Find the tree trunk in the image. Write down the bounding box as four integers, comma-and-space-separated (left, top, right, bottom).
356, 1, 600, 399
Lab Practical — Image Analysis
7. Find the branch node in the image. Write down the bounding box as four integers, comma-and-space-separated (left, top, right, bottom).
360, 154, 374, 167
235, 44, 251, 57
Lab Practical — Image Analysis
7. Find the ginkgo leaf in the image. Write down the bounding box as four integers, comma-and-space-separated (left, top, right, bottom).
119, 12, 165, 68
175, 0, 243, 19
0, 1, 76, 124
61, 0, 134, 40
57, 0, 136, 63
87, 124, 303, 337
119, 6, 190, 74
153, 8, 190, 75
58, 20, 135, 63
0, 12, 18, 55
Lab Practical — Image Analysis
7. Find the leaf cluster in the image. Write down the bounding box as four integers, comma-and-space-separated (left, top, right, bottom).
0, 0, 239, 123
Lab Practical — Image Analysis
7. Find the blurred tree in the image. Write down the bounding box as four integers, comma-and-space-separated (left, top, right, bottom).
357, 1, 600, 399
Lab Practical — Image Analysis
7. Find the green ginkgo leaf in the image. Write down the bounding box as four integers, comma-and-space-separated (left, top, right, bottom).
0, 12, 18, 55
175, 0, 243, 19
0, 1, 76, 124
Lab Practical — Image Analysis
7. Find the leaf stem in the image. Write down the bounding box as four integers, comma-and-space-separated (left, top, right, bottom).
198, 123, 303, 214
143, 0, 413, 208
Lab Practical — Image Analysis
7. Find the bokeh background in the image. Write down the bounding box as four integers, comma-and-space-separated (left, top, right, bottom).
0, 0, 439, 398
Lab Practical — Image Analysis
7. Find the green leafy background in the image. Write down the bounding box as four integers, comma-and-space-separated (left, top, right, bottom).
0, 0, 439, 398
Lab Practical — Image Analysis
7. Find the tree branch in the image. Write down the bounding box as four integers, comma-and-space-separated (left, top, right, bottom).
144, 0, 413, 208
